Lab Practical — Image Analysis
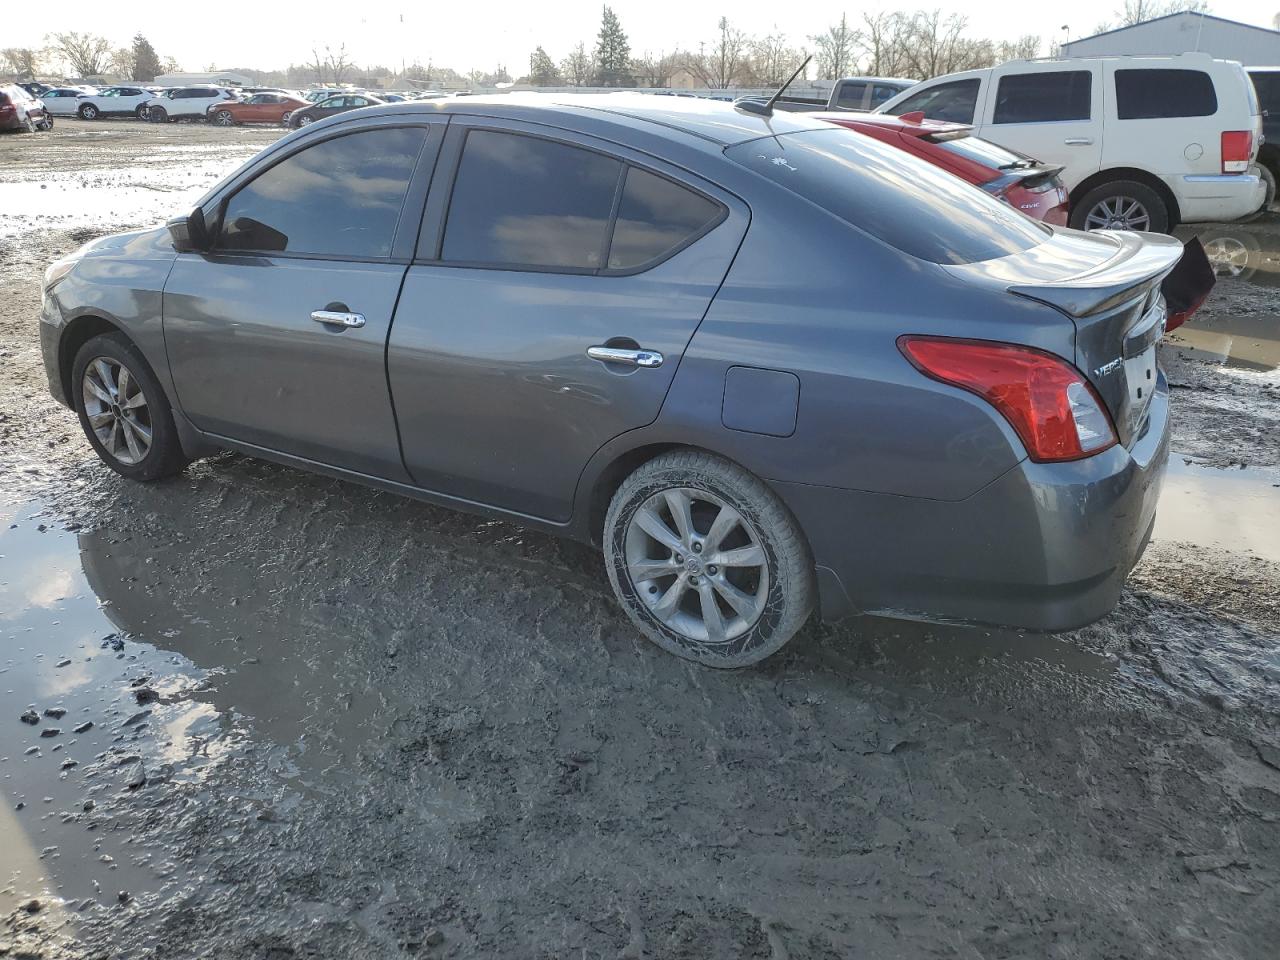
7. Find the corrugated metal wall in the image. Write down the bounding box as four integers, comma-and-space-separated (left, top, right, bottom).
1061, 13, 1280, 66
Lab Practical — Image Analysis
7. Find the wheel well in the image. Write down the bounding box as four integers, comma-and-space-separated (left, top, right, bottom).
59, 315, 124, 404
1257, 144, 1280, 179
1070, 168, 1181, 227
586, 442, 685, 545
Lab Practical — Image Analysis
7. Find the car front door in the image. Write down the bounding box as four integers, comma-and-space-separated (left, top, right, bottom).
974, 65, 1103, 192
163, 121, 442, 480
387, 119, 748, 521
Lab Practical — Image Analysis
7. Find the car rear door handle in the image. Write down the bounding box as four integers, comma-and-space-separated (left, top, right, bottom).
587, 345, 664, 368
1064, 137, 1094, 146
311, 310, 365, 329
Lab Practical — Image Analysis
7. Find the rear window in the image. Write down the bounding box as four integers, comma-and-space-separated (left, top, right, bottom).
1249, 71, 1278, 113
993, 71, 1091, 123
1115, 69, 1217, 119
727, 128, 1047, 265
934, 134, 1032, 171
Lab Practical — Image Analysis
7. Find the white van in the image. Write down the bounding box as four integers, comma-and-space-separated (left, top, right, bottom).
875, 53, 1265, 232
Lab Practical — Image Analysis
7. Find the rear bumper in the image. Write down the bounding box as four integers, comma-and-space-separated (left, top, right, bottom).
1168, 173, 1266, 223
777, 373, 1171, 632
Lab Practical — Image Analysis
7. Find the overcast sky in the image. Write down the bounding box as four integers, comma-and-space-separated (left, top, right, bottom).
17, 2, 1278, 77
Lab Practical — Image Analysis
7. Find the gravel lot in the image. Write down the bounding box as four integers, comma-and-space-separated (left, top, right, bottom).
2, 120, 1279, 959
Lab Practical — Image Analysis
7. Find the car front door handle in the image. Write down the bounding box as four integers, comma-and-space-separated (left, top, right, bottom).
587, 345, 664, 368
1064, 137, 1094, 146
311, 310, 366, 329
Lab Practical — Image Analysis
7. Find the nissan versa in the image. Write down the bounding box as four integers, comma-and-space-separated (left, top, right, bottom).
40, 95, 1181, 667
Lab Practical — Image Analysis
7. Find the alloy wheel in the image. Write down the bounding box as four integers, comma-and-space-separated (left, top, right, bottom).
1084, 196, 1151, 231
81, 357, 152, 465
623, 487, 769, 645
1203, 236, 1250, 278
214, 110, 233, 126
298, 114, 314, 126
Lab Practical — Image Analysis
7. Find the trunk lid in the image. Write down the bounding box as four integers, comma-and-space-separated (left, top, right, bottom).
942, 228, 1185, 447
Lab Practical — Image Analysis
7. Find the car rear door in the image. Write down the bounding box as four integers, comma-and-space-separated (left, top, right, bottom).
163, 120, 443, 480
386, 118, 748, 521
974, 64, 1103, 192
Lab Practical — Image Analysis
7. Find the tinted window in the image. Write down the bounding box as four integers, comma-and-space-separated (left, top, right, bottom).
994, 71, 1091, 123
319, 97, 343, 108
1116, 69, 1216, 119
887, 78, 980, 124
836, 82, 866, 109
216, 127, 426, 258
442, 130, 621, 270
935, 133, 1033, 171
727, 128, 1047, 265
1250, 72, 1279, 111
607, 168, 722, 270
870, 83, 904, 108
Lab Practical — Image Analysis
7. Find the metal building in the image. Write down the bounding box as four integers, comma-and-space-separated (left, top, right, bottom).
1061, 12, 1280, 66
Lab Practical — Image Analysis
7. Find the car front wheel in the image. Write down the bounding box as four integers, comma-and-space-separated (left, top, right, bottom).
72, 333, 189, 481
149, 106, 168, 123
77, 103, 98, 120
212, 110, 234, 127
604, 451, 815, 668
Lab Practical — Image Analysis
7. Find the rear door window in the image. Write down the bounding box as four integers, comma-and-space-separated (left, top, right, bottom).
835, 82, 867, 110
1115, 69, 1217, 119
886, 78, 981, 124
727, 128, 1047, 265
993, 71, 1091, 123
215, 127, 427, 259
607, 168, 723, 270
442, 130, 621, 270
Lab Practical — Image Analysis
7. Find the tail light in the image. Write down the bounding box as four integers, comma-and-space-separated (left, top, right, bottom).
898, 336, 1117, 463
1221, 131, 1253, 174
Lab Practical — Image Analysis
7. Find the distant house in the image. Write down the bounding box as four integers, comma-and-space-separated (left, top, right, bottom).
1061, 12, 1280, 66
152, 71, 254, 88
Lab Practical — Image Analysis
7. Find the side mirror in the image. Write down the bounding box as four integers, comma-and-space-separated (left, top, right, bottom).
166, 207, 210, 253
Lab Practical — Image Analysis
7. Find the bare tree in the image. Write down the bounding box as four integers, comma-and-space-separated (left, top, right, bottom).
857, 12, 912, 77
811, 14, 857, 80
898, 11, 972, 79
1, 47, 42, 78
109, 46, 135, 79
47, 31, 112, 76
1117, 0, 1209, 26
684, 17, 750, 88
560, 42, 593, 87
749, 31, 801, 87
309, 44, 353, 85
630, 50, 682, 88
996, 35, 1042, 61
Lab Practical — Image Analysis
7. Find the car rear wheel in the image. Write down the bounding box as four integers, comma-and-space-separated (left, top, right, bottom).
1071, 180, 1169, 234
213, 110, 234, 127
280, 111, 292, 127
72, 333, 189, 482
604, 451, 815, 668
77, 103, 98, 120
296, 113, 315, 127
135, 104, 149, 120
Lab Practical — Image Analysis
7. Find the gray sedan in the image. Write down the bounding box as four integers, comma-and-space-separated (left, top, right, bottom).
39, 95, 1177, 667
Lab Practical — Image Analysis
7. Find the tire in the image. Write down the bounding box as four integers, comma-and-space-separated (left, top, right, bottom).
1255, 162, 1276, 212
149, 106, 168, 123
1070, 179, 1170, 234
294, 112, 315, 128
280, 111, 292, 127
78, 103, 98, 120
604, 451, 815, 668
39, 116, 54, 130
135, 104, 149, 120
72, 333, 189, 482
22, 115, 36, 133
212, 109, 234, 127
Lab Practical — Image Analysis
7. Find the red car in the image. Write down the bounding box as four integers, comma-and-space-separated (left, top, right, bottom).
208, 92, 310, 128
818, 111, 1070, 225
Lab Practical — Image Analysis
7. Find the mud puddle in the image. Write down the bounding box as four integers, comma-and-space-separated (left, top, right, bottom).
1155, 456, 1280, 562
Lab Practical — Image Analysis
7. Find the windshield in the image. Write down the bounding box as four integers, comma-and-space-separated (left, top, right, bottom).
726, 128, 1048, 265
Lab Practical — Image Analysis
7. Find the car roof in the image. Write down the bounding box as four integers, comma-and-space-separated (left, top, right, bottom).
360, 92, 837, 146
835, 76, 917, 85
814, 111, 968, 137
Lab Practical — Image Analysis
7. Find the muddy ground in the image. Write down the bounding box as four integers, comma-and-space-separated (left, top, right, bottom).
1, 121, 1279, 959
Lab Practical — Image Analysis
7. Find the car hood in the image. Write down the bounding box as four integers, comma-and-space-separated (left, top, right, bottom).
78, 225, 177, 261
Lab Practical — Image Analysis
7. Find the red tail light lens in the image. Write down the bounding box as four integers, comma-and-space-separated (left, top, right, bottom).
898, 336, 1117, 462
1221, 131, 1253, 174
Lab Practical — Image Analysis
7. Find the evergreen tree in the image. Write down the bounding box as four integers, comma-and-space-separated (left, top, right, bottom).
593, 6, 631, 87
529, 46, 561, 86
131, 33, 163, 81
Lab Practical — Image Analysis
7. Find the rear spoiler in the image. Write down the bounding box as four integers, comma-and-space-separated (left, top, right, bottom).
1007, 231, 1185, 318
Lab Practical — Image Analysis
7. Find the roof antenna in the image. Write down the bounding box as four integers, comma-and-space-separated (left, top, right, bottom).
735, 55, 812, 117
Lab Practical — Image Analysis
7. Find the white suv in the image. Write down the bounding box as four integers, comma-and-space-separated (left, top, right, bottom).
145, 86, 235, 123
73, 85, 155, 120
875, 53, 1265, 232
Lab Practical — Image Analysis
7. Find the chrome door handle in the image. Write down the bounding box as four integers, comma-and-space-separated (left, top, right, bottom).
1064, 137, 1094, 146
587, 346, 664, 368
311, 310, 365, 329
